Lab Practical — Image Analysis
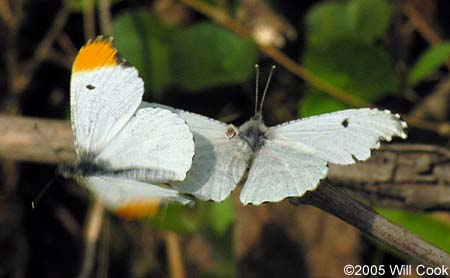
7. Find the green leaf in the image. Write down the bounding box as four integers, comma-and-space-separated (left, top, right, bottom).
306, 2, 350, 47
378, 209, 450, 253
149, 203, 202, 234
112, 9, 174, 94
408, 42, 450, 86
299, 89, 350, 117
171, 23, 258, 91
71, 0, 123, 12
207, 198, 234, 235
306, 0, 391, 46
347, 0, 391, 43
303, 40, 397, 102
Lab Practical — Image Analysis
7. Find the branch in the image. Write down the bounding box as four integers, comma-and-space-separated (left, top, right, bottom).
1, 115, 450, 210
0, 115, 75, 163
178, 0, 450, 137
328, 144, 450, 211
178, 0, 369, 108
294, 182, 450, 269
164, 231, 187, 278
2, 115, 450, 267
78, 200, 105, 278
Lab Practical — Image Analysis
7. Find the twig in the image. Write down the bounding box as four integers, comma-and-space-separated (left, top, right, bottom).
0, 115, 75, 163
294, 181, 450, 268
21, 0, 71, 92
179, 0, 450, 137
408, 75, 450, 125
98, 0, 112, 35
402, 2, 441, 45
0, 0, 15, 27
96, 214, 110, 278
78, 200, 105, 278
83, 0, 96, 40
178, 0, 369, 108
2, 115, 450, 268
57, 32, 79, 61
164, 231, 187, 278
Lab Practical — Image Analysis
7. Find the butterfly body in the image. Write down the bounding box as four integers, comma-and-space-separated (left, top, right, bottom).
237, 113, 269, 152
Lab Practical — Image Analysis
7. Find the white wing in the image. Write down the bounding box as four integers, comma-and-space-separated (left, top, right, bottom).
84, 176, 191, 217
240, 108, 407, 205
143, 102, 252, 202
97, 107, 195, 182
70, 38, 143, 154
270, 108, 407, 164
240, 141, 328, 205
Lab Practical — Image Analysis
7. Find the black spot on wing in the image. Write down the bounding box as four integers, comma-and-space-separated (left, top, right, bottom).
86, 84, 95, 90
341, 118, 349, 127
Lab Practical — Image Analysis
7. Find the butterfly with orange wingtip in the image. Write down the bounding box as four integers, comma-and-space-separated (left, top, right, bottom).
58, 36, 195, 218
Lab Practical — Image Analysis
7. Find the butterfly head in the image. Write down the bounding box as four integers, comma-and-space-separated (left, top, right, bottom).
238, 115, 268, 152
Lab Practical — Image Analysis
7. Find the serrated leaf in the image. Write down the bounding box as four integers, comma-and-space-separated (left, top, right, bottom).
171, 23, 258, 91
112, 9, 174, 94
408, 42, 450, 86
303, 40, 397, 102
378, 209, 450, 253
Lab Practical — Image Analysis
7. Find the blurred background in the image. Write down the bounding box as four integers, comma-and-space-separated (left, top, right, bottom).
1, 0, 450, 277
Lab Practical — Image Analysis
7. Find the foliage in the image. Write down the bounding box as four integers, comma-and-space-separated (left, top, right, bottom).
300, 0, 395, 116
112, 9, 258, 94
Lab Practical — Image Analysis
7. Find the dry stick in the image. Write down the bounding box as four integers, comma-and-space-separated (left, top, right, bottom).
164, 232, 187, 278
402, 2, 441, 45
2, 117, 450, 268
83, 0, 96, 41
78, 200, 105, 278
402, 3, 450, 129
20, 0, 70, 93
179, 0, 450, 137
179, 0, 368, 108
295, 182, 450, 268
98, 0, 112, 35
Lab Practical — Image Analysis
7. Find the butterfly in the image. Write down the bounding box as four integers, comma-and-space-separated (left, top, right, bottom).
144, 66, 407, 205
58, 36, 195, 218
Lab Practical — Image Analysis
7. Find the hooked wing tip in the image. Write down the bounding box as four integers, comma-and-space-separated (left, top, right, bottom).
72, 35, 128, 73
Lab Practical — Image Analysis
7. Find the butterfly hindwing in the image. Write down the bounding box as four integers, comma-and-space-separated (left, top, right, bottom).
143, 102, 252, 202
97, 106, 195, 182
240, 138, 328, 205
84, 176, 191, 218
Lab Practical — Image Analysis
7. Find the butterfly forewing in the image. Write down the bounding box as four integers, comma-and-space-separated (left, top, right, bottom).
240, 108, 407, 204
270, 108, 407, 164
70, 37, 144, 155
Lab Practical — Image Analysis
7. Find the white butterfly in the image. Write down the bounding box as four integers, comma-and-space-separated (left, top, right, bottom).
59, 36, 195, 217
145, 67, 407, 205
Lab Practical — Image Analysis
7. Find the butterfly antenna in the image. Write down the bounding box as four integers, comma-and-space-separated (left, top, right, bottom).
254, 64, 260, 116
259, 65, 276, 114
31, 175, 58, 209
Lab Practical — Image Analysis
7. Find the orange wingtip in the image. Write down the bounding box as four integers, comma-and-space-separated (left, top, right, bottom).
73, 36, 126, 73
115, 199, 161, 219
